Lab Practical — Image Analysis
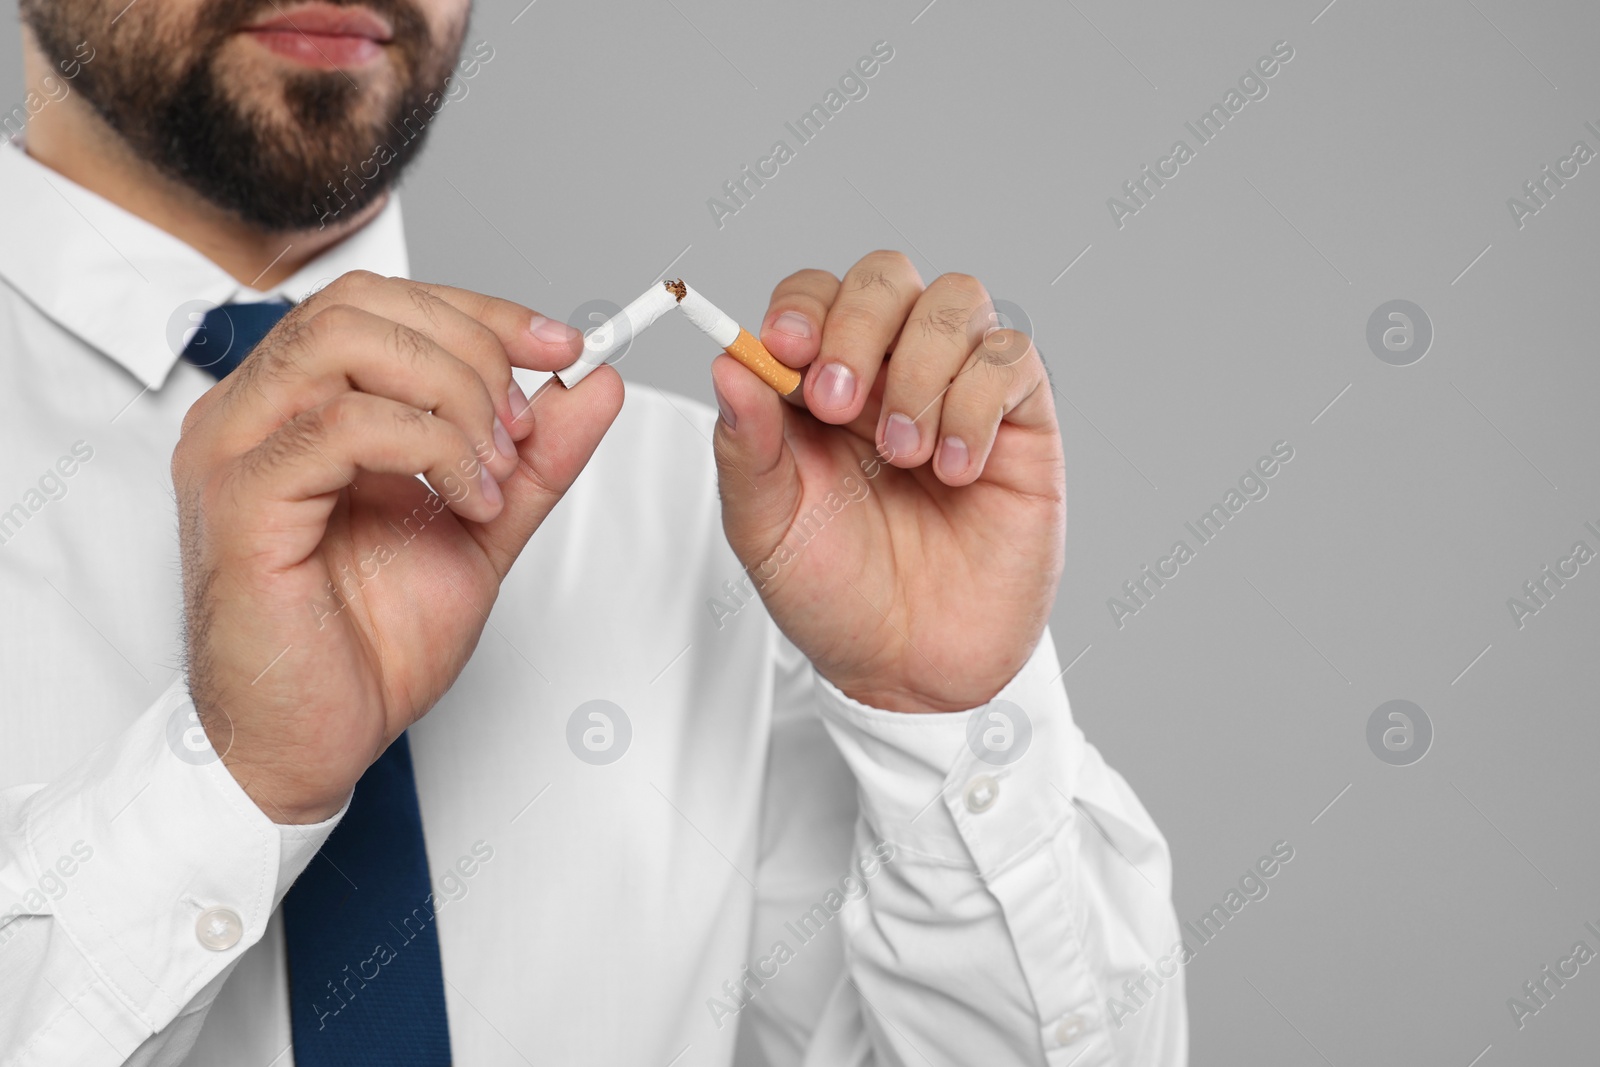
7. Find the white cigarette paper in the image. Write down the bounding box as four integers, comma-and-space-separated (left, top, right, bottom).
555, 282, 679, 388
676, 284, 740, 348
554, 278, 789, 392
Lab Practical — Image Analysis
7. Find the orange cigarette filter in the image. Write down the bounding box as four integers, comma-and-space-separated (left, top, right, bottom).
726, 328, 802, 396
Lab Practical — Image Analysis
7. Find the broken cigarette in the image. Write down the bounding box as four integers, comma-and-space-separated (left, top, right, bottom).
553, 279, 803, 398
554, 281, 679, 389
669, 279, 803, 397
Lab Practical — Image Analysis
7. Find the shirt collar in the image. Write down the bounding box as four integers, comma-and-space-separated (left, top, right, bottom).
0, 140, 409, 390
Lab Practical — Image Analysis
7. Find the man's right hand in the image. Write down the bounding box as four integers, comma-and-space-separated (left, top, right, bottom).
171, 271, 623, 824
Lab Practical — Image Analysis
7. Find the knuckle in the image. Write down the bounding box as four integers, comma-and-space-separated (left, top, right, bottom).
404, 283, 445, 326
330, 269, 382, 299
289, 407, 328, 447
306, 302, 362, 345
385, 321, 435, 366
320, 392, 364, 433
174, 391, 230, 483
935, 271, 985, 298
976, 348, 1022, 376
967, 330, 1034, 382
178, 391, 212, 441
846, 267, 895, 295
778, 267, 838, 292
920, 302, 972, 339
981, 328, 1035, 368
845, 252, 922, 302
862, 249, 913, 274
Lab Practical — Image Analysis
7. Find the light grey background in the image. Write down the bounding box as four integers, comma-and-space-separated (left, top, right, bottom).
7, 0, 1599, 1062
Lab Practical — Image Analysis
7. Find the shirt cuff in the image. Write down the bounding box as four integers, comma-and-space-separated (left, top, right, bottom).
811, 629, 1086, 875
16, 674, 345, 1038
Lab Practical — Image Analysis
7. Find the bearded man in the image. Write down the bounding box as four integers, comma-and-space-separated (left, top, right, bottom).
0, 2, 1186, 1064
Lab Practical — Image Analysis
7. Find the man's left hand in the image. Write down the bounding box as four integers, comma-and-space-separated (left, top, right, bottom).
710, 250, 1065, 714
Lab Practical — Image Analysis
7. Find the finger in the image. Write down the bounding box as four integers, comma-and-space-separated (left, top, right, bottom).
222, 393, 505, 565
404, 278, 585, 375
467, 365, 628, 578
709, 353, 803, 573
306, 272, 581, 438
758, 269, 840, 370
805, 250, 923, 424
932, 329, 1054, 486
874, 273, 993, 469
345, 273, 562, 440
330, 274, 525, 446
221, 304, 516, 482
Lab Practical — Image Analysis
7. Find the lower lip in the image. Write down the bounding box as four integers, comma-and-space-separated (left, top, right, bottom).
242, 29, 386, 68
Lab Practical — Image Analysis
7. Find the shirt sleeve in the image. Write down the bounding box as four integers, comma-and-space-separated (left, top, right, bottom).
0, 675, 344, 1067
745, 627, 1188, 1067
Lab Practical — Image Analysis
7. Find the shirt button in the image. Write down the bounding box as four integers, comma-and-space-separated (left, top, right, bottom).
964, 774, 999, 813
1055, 1013, 1087, 1043
196, 907, 243, 951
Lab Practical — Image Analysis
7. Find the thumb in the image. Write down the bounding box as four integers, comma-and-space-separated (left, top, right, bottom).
473, 366, 626, 576
711, 353, 802, 566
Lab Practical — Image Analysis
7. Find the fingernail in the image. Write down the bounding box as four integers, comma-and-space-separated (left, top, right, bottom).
713, 381, 737, 430
938, 435, 969, 479
479, 465, 503, 509
530, 314, 579, 344
493, 418, 516, 461
772, 311, 812, 339
814, 362, 857, 412
507, 379, 531, 424
883, 413, 919, 460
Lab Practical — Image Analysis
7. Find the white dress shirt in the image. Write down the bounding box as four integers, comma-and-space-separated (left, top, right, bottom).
0, 140, 1186, 1067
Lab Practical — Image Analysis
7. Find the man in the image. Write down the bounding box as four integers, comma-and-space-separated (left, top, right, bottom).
0, 0, 1186, 1063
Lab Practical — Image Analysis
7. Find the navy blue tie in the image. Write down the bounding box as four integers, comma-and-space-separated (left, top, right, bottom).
281, 735, 452, 1064
180, 301, 453, 1064
178, 300, 294, 378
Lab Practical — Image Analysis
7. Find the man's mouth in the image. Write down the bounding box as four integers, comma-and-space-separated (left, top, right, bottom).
240, 3, 394, 69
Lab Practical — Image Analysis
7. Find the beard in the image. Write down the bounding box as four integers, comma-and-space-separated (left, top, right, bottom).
21, 0, 466, 231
